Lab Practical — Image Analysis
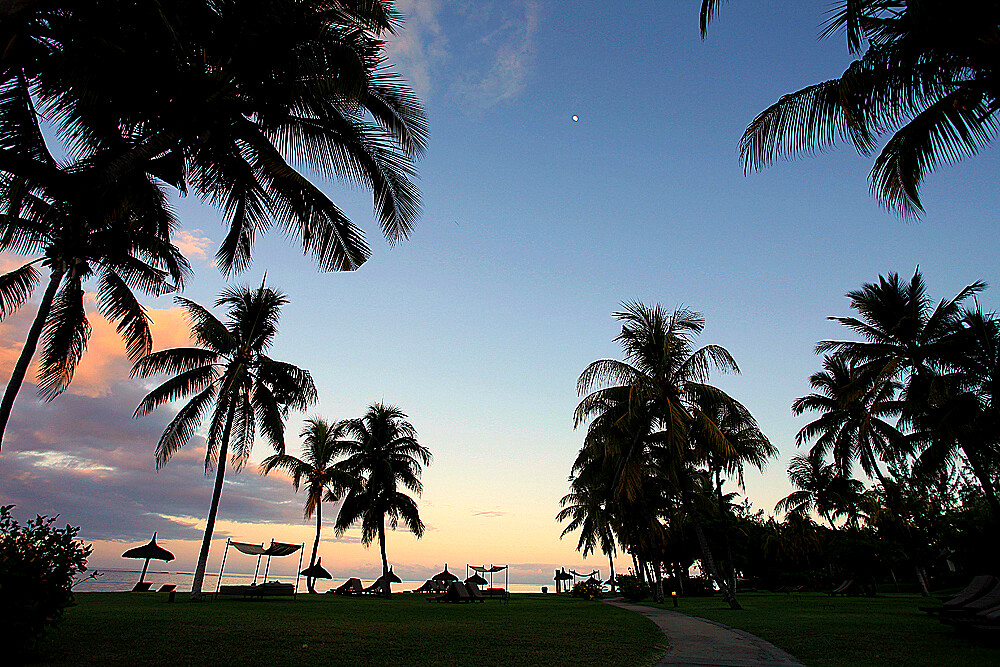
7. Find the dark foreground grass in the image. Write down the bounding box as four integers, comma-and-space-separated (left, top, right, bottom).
33, 593, 665, 667
646, 592, 1000, 667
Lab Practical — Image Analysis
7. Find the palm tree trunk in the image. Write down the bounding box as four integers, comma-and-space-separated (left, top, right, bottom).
607, 551, 616, 593
307, 501, 322, 594
190, 402, 235, 601
0, 267, 63, 450
378, 520, 390, 599
690, 507, 741, 610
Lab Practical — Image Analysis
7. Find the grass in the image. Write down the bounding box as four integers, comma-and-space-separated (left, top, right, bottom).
644, 591, 1000, 667
33, 593, 666, 666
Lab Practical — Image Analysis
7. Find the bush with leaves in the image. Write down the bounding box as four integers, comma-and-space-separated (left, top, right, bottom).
0, 505, 92, 658
571, 579, 604, 600
615, 574, 649, 601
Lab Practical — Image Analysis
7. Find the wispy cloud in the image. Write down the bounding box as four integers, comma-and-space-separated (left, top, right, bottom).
472, 510, 507, 518
172, 229, 213, 264
388, 0, 541, 110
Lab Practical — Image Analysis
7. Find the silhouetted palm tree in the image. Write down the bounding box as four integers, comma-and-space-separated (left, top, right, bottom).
775, 453, 864, 529
701, 0, 1000, 217
132, 282, 316, 600
573, 302, 757, 609
260, 417, 356, 593
2, 1, 428, 273
792, 355, 907, 484
0, 141, 189, 448
334, 402, 431, 598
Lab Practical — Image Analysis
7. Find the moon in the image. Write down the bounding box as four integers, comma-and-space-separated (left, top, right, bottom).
571, 115, 579, 122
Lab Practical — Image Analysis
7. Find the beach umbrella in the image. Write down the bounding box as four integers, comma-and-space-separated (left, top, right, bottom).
121, 532, 174, 586
432, 564, 458, 582
384, 567, 402, 584
299, 557, 332, 580
554, 569, 573, 581
465, 573, 489, 586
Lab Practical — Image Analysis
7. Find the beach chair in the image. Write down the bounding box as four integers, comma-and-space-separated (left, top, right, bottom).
938, 582, 1000, 622
157, 584, 176, 593
465, 583, 485, 602
827, 580, 855, 596
919, 575, 998, 614
430, 581, 472, 603
131, 582, 153, 592
362, 577, 389, 595
331, 577, 363, 595
413, 580, 445, 593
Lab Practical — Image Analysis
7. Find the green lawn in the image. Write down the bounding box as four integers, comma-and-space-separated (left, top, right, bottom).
645, 591, 1000, 667
33, 593, 666, 666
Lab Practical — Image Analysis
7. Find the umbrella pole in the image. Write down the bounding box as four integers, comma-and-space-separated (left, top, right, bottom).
294, 544, 303, 595
263, 554, 272, 582
253, 552, 262, 585
139, 558, 150, 584
216, 539, 232, 596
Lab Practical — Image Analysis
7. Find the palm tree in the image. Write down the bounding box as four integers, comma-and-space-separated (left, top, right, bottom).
132, 282, 316, 600
792, 355, 907, 484
260, 417, 356, 594
701, 1, 1000, 217
334, 402, 431, 598
2, 0, 428, 274
912, 306, 1000, 519
573, 302, 750, 608
775, 453, 865, 529
687, 385, 776, 593
0, 140, 189, 449
817, 269, 995, 513
557, 473, 618, 592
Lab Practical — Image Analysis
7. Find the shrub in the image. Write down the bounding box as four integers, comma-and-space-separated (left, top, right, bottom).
571, 579, 604, 600
615, 574, 649, 601
0, 505, 92, 658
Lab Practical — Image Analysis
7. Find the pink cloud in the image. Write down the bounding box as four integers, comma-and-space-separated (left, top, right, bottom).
173, 229, 213, 264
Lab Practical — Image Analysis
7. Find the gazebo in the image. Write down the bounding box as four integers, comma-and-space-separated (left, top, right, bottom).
214, 538, 303, 596
467, 564, 508, 591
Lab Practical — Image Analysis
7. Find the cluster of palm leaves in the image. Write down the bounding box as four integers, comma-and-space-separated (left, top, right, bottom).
701, 0, 1000, 217
559, 301, 776, 610
0, 0, 427, 448
777, 268, 998, 592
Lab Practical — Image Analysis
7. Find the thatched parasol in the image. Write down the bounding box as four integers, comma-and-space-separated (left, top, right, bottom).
432, 564, 458, 582
384, 567, 402, 584
465, 573, 489, 586
121, 533, 174, 586
300, 557, 332, 580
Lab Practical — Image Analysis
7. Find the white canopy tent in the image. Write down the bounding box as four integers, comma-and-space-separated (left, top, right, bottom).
214, 538, 304, 595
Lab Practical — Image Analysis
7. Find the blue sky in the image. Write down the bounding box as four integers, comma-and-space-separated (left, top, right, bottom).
1, 1, 997, 586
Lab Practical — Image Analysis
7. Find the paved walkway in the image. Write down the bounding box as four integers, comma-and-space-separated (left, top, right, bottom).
604, 600, 804, 667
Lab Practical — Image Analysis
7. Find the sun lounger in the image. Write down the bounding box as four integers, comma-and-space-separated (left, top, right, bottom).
827, 580, 856, 596
330, 577, 363, 595
157, 584, 176, 593
430, 581, 472, 603
938, 582, 1000, 621
920, 575, 998, 614
131, 582, 153, 592
413, 579, 446, 593
362, 578, 391, 595
465, 583, 485, 602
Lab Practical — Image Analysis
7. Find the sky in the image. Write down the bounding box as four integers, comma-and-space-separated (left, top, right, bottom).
1, 1, 998, 588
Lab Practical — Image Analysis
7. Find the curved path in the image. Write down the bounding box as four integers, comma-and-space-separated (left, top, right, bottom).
604, 600, 804, 667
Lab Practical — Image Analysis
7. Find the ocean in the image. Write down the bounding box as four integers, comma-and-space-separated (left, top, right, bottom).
73, 569, 549, 594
